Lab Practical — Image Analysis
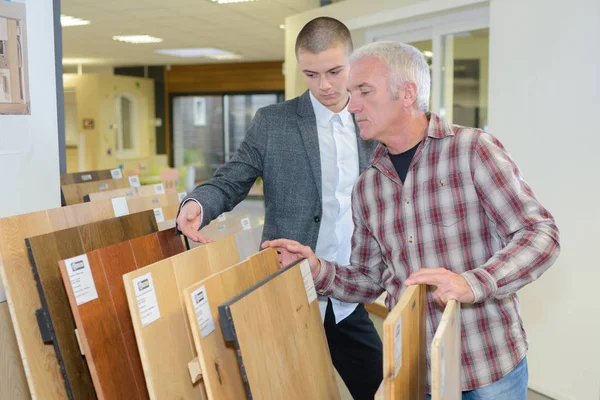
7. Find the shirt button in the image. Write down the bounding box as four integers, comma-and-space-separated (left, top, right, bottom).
314, 216, 320, 223
405, 199, 410, 205
409, 235, 414, 243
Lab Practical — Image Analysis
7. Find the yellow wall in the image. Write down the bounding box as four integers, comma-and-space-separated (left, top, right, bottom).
62, 74, 156, 173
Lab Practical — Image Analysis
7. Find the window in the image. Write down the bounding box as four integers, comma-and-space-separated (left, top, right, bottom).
115, 92, 138, 158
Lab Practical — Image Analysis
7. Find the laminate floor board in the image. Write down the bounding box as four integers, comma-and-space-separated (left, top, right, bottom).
431, 300, 461, 400
182, 248, 279, 400
189, 215, 250, 249
60, 170, 113, 186
123, 235, 239, 400
382, 284, 427, 400
62, 178, 130, 206
59, 228, 185, 400
0, 302, 30, 400
87, 184, 173, 202
218, 259, 340, 400
0, 200, 178, 400
25, 210, 159, 400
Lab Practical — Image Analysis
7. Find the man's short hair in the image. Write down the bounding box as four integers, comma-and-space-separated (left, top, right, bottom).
295, 17, 353, 57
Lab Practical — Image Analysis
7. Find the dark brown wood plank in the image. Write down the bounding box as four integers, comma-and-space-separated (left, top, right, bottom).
25, 211, 158, 400
60, 229, 184, 399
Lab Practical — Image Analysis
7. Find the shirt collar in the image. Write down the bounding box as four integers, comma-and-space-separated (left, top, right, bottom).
309, 91, 352, 127
371, 112, 455, 165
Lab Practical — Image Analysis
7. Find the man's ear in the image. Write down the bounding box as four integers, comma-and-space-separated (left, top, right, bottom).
402, 82, 419, 108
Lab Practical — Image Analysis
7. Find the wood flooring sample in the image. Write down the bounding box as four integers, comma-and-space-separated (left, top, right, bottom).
431, 300, 461, 400
59, 228, 184, 400
219, 259, 340, 400
123, 235, 239, 400
183, 248, 279, 399
382, 284, 427, 400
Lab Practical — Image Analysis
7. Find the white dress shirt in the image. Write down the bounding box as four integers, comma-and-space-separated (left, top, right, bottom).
309, 92, 359, 324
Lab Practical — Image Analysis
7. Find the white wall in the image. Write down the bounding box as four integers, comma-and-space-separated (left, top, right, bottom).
488, 0, 600, 399
0, 0, 60, 302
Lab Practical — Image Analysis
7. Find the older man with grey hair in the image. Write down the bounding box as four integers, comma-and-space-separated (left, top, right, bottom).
264, 41, 560, 399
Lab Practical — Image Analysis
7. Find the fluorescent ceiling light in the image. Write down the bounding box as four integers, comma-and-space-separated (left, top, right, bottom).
113, 35, 163, 44
61, 15, 90, 27
211, 0, 257, 3
279, 24, 285, 29
423, 51, 433, 58
209, 54, 243, 61
62, 58, 109, 65
154, 48, 236, 58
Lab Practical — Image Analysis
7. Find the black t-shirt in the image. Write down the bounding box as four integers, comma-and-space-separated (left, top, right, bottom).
388, 142, 419, 183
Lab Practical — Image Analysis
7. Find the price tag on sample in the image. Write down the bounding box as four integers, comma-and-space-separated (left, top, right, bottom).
154, 183, 165, 194
153, 208, 165, 223
190, 285, 216, 338
129, 175, 141, 188
110, 168, 123, 179
112, 197, 130, 217
133, 273, 161, 327
241, 217, 251, 231
64, 255, 98, 306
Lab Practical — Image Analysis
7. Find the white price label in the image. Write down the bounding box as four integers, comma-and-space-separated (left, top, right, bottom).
154, 183, 165, 194
110, 168, 123, 179
178, 192, 187, 202
129, 175, 141, 188
64, 255, 98, 306
191, 285, 215, 338
112, 197, 130, 217
133, 273, 161, 327
153, 208, 165, 223
299, 260, 317, 304
241, 217, 251, 231
394, 317, 402, 377
98, 183, 109, 191
217, 214, 226, 222
81, 174, 92, 181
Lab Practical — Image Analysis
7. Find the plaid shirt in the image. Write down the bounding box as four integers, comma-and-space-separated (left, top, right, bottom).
314, 113, 560, 391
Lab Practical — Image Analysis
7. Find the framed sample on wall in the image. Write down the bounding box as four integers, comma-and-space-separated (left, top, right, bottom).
0, 1, 30, 115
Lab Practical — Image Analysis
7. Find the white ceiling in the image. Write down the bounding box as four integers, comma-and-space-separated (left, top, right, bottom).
60, 0, 326, 67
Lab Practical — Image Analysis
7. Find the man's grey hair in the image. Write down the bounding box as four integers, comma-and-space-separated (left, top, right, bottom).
350, 41, 431, 112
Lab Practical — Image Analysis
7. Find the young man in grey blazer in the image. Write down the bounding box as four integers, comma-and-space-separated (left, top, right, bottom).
177, 17, 382, 399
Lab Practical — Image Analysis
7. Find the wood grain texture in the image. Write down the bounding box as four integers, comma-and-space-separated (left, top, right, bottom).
431, 300, 461, 400
123, 235, 239, 400
220, 260, 340, 400
165, 62, 284, 94
126, 192, 180, 214
59, 228, 184, 400
60, 170, 113, 186
0, 211, 69, 399
88, 185, 175, 202
62, 178, 130, 205
0, 202, 164, 400
182, 248, 278, 400
0, 302, 30, 400
382, 285, 427, 400
25, 211, 158, 400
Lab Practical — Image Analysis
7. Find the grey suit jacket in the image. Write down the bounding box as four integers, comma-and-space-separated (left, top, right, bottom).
185, 90, 376, 250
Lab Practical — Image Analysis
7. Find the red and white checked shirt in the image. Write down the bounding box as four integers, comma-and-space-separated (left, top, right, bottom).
314, 113, 560, 391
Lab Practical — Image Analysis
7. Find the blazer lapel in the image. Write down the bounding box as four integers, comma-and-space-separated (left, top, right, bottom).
297, 91, 322, 199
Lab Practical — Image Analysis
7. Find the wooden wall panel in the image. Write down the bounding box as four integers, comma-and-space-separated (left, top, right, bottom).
59, 229, 184, 400
25, 210, 158, 400
182, 249, 278, 399
219, 259, 340, 400
382, 285, 427, 400
166, 62, 284, 94
123, 235, 239, 400
431, 300, 461, 400
0, 197, 175, 400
